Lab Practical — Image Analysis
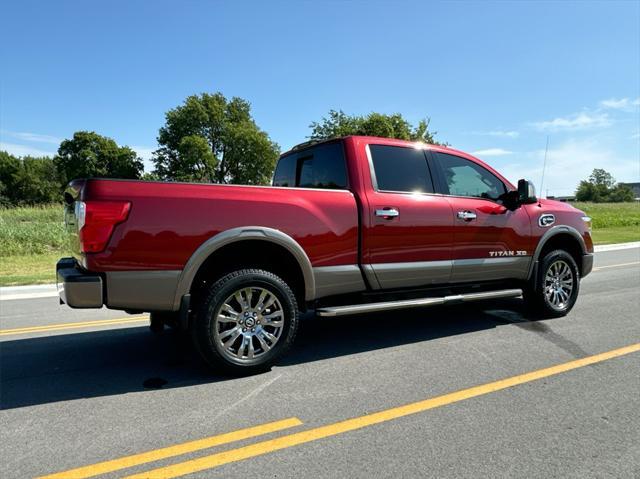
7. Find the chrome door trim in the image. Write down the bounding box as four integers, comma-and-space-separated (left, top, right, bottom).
456, 210, 477, 221
375, 208, 400, 218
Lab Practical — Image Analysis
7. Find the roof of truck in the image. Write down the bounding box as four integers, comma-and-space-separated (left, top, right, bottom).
282, 135, 454, 157
281, 136, 514, 190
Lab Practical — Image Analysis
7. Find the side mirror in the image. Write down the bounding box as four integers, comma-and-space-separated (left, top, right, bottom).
517, 179, 537, 204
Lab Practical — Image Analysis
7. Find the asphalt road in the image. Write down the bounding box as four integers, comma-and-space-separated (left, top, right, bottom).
1, 247, 639, 479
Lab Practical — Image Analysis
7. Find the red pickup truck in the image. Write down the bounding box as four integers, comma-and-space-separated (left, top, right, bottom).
58, 136, 594, 373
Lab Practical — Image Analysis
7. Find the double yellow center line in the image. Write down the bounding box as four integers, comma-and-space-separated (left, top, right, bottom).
0, 317, 148, 337
39, 418, 302, 479
39, 342, 640, 479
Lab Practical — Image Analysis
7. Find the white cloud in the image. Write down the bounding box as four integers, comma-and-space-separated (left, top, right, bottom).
599, 97, 640, 110
1, 130, 61, 144
497, 138, 639, 197
472, 130, 519, 138
531, 112, 612, 131
472, 148, 513, 157
0, 142, 57, 157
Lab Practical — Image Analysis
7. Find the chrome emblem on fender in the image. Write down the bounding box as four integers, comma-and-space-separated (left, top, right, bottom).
539, 214, 555, 227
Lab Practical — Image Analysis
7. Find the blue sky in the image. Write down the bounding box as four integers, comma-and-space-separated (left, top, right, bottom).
1, 0, 638, 196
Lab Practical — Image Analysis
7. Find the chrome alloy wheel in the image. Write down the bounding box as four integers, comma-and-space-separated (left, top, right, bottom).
544, 259, 574, 311
214, 286, 284, 362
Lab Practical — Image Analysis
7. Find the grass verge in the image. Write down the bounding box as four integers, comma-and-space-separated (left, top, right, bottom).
1, 205, 70, 286
1, 253, 62, 286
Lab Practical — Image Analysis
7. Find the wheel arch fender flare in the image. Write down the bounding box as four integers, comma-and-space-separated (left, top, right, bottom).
527, 225, 587, 280
172, 226, 316, 310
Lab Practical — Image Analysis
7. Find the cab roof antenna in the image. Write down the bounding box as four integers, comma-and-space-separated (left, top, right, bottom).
539, 136, 549, 205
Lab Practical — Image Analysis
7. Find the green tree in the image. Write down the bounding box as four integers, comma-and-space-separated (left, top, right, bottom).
54, 131, 143, 184
153, 92, 279, 184
0, 151, 61, 205
575, 168, 634, 202
575, 180, 599, 202
309, 109, 444, 144
608, 184, 635, 202
141, 171, 162, 181
0, 151, 21, 205
12, 156, 61, 204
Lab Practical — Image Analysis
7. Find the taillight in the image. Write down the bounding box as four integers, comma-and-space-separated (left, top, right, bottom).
77, 201, 131, 253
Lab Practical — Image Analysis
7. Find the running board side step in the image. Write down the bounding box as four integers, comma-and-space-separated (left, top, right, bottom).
316, 289, 522, 317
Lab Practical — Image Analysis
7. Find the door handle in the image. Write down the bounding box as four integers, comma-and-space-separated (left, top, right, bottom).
457, 210, 477, 221
375, 208, 399, 218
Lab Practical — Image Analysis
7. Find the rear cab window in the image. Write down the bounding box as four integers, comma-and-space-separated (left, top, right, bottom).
273, 141, 348, 189
368, 144, 435, 193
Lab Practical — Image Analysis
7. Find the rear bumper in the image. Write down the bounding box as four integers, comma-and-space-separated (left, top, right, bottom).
56, 257, 183, 312
57, 257, 103, 308
582, 253, 594, 278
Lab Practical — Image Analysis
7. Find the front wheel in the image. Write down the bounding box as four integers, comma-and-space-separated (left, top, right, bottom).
523, 249, 580, 318
191, 269, 299, 375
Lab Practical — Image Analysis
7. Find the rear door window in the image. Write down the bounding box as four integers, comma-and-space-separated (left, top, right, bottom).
368, 145, 434, 193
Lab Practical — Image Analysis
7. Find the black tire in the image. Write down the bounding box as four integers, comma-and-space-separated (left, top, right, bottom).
191, 269, 299, 375
523, 249, 580, 318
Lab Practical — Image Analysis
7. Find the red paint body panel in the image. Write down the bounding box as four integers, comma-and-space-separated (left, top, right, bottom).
526, 199, 594, 254
72, 136, 592, 278
345, 137, 455, 264
444, 197, 532, 259
80, 180, 358, 271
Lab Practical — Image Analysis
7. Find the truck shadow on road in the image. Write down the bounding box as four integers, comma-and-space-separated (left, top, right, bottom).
0, 299, 573, 410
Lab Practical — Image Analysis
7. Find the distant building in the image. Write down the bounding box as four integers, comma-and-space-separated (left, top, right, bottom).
621, 182, 640, 200
547, 195, 575, 202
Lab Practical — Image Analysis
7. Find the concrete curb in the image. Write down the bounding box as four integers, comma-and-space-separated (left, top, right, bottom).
0, 284, 58, 301
593, 241, 640, 252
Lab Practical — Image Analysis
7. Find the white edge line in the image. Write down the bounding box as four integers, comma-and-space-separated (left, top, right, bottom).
0, 292, 59, 301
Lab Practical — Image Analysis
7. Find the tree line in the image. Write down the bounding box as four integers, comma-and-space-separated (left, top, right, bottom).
0, 90, 634, 205
575, 169, 635, 203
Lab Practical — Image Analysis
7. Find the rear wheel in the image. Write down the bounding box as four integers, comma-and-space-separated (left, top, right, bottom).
523, 249, 580, 318
191, 269, 299, 375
